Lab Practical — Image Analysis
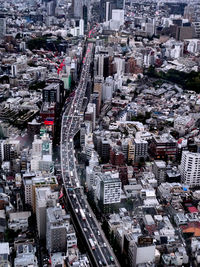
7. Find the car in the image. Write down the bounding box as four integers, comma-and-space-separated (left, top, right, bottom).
99, 261, 102, 266
83, 228, 87, 232
88, 213, 92, 218
110, 256, 114, 262
97, 231, 100, 236
103, 243, 107, 247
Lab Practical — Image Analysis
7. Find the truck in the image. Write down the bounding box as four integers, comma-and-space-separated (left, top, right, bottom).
80, 208, 86, 220
88, 238, 95, 250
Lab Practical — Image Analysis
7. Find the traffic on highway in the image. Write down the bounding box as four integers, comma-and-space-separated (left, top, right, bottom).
60, 43, 119, 267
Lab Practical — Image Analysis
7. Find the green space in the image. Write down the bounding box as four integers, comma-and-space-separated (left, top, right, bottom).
146, 66, 200, 92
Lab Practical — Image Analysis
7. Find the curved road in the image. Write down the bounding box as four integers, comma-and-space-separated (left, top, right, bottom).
60, 43, 120, 267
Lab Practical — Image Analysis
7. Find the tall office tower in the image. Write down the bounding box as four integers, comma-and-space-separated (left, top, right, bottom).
83, 4, 88, 31
98, 54, 104, 77
46, 206, 68, 253
180, 151, 200, 187
72, 0, 83, 18
47, 0, 56, 16
100, 0, 125, 22
36, 187, 58, 239
0, 17, 6, 39
83, 0, 91, 22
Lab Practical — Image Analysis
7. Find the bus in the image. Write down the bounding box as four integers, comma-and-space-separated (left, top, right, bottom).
88, 238, 95, 250
80, 208, 86, 220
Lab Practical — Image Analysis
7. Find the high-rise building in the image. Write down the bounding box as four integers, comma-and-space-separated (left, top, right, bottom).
46, 206, 68, 253
100, 0, 125, 22
0, 17, 6, 39
102, 76, 114, 102
27, 120, 41, 143
86, 151, 100, 189
72, 0, 83, 18
112, 9, 124, 25
101, 139, 110, 163
152, 160, 167, 185
83, 4, 88, 31
98, 54, 104, 77
94, 76, 104, 117
85, 103, 96, 130
42, 83, 61, 103
35, 187, 58, 239
96, 172, 121, 205
133, 139, 148, 163
47, 0, 56, 16
180, 151, 200, 187
0, 140, 4, 163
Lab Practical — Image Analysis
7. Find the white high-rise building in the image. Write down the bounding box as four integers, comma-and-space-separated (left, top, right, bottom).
102, 76, 114, 102
32, 134, 52, 156
106, 2, 110, 22
180, 151, 200, 187
86, 151, 100, 189
98, 54, 104, 77
114, 57, 125, 76
0, 140, 5, 162
32, 136, 43, 156
112, 9, 124, 25
31, 134, 53, 172
96, 172, 121, 205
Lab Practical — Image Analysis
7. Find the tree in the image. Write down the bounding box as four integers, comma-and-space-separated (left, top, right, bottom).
15, 33, 21, 39
4, 229, 20, 243
127, 78, 132, 84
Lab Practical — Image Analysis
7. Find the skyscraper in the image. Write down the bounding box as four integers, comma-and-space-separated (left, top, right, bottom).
100, 0, 125, 22
72, 0, 83, 19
